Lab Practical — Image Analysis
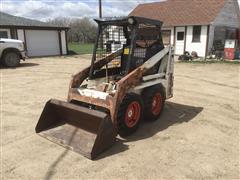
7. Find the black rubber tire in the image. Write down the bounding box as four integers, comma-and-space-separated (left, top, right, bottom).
117, 93, 143, 137
2, 51, 20, 67
142, 84, 165, 121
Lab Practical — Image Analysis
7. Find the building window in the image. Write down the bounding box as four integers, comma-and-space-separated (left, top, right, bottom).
192, 26, 201, 42
0, 31, 8, 38
177, 32, 184, 41
226, 28, 236, 39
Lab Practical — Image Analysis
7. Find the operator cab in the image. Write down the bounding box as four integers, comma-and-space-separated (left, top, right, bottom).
89, 16, 164, 80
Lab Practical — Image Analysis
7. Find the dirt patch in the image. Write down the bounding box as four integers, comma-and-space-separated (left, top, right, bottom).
1, 56, 239, 179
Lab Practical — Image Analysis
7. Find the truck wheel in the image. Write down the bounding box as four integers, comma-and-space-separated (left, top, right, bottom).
117, 93, 143, 137
2, 51, 20, 67
142, 85, 165, 121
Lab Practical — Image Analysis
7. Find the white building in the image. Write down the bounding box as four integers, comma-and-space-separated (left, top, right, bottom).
0, 12, 69, 57
130, 0, 240, 57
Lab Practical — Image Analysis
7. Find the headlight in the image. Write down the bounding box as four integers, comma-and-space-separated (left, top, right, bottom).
19, 43, 24, 50
128, 17, 135, 25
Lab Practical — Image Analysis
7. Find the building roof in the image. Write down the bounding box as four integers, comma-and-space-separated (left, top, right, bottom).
0, 12, 69, 30
130, 0, 227, 27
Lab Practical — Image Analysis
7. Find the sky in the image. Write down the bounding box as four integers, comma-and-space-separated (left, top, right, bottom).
0, 0, 239, 22
0, 0, 160, 21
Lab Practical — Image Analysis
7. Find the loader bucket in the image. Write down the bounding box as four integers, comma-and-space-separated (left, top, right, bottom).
35, 99, 116, 160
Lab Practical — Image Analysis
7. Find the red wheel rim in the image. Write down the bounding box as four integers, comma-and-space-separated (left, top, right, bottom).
151, 93, 163, 116
125, 101, 141, 128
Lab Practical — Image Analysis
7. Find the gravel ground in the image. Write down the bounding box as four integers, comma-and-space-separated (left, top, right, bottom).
1, 55, 239, 179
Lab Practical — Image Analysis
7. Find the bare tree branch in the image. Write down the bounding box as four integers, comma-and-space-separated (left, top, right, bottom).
47, 17, 97, 43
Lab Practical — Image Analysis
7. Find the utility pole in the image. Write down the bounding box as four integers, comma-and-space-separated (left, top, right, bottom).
99, 0, 102, 18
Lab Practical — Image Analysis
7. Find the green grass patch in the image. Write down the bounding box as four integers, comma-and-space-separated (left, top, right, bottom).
68, 43, 94, 54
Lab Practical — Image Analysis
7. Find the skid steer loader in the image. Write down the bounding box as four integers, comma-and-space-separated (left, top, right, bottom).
36, 16, 174, 160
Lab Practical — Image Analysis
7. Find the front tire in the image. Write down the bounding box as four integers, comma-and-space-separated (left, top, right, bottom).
117, 93, 143, 137
142, 85, 165, 121
2, 51, 20, 67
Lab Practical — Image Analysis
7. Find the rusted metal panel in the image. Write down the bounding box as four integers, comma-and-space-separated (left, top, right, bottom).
69, 88, 112, 109
35, 99, 116, 159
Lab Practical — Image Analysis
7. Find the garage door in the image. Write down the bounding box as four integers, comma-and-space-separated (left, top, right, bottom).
25, 30, 60, 57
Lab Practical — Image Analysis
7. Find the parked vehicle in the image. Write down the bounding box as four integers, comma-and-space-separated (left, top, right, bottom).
0, 38, 26, 67
35, 16, 174, 160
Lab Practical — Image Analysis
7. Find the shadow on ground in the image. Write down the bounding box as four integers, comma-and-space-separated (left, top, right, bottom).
0, 62, 39, 69
19, 62, 39, 68
97, 101, 203, 159
44, 102, 203, 179
44, 128, 79, 180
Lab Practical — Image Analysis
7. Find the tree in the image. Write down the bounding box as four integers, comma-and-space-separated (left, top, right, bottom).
46, 17, 71, 27
47, 17, 97, 43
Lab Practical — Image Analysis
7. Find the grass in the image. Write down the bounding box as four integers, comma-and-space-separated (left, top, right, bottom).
68, 43, 94, 54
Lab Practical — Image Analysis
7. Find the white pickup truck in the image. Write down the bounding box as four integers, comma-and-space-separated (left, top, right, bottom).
0, 38, 26, 67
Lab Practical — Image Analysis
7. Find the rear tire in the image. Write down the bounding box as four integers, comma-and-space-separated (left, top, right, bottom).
117, 93, 143, 137
2, 51, 20, 67
142, 85, 165, 121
